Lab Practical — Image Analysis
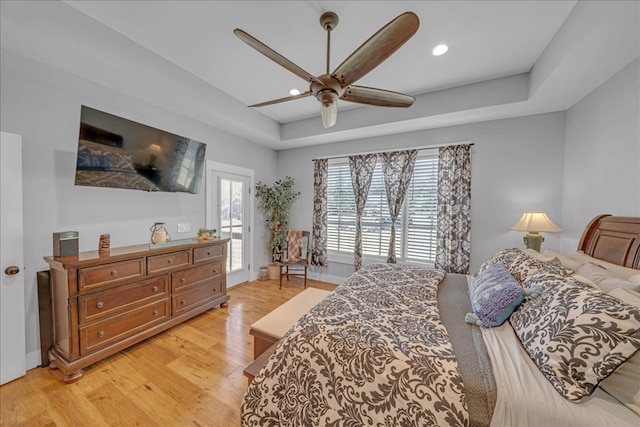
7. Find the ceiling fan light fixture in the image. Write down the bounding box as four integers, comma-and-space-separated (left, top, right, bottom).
235, 11, 419, 129
432, 44, 448, 56
319, 90, 338, 128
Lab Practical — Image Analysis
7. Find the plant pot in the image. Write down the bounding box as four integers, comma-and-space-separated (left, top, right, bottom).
268, 263, 281, 280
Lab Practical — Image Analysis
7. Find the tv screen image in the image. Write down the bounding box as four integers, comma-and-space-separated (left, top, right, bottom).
74, 106, 207, 194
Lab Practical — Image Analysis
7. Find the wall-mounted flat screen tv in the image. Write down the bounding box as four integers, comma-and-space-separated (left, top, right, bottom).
74, 106, 207, 193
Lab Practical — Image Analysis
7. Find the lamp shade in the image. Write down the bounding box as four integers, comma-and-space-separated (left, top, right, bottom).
511, 212, 562, 232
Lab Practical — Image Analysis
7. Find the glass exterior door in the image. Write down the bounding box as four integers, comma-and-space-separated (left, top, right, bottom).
219, 176, 245, 273
216, 172, 250, 285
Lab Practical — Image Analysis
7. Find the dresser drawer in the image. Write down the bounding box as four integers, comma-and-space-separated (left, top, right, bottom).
79, 276, 169, 324
171, 262, 223, 292
79, 259, 145, 291
172, 278, 224, 316
193, 244, 224, 264
79, 300, 169, 355
147, 250, 191, 275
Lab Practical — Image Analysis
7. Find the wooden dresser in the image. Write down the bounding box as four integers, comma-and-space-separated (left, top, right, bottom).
44, 238, 229, 383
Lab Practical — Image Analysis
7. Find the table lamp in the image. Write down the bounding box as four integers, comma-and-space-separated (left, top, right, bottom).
511, 212, 562, 251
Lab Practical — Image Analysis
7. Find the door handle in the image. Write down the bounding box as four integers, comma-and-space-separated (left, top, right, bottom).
4, 266, 20, 275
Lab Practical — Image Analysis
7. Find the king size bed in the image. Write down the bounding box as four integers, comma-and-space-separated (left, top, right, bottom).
241, 215, 640, 426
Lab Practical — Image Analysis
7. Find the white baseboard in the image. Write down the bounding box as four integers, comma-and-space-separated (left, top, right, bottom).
308, 271, 345, 285
26, 349, 41, 370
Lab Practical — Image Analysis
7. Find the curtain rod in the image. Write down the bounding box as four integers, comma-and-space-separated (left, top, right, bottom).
312, 141, 474, 161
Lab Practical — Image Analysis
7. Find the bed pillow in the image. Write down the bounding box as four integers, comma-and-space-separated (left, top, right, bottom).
629, 275, 640, 284
524, 248, 563, 265
510, 272, 640, 402
576, 262, 640, 293
542, 248, 584, 271
568, 251, 639, 280
599, 287, 640, 416
465, 264, 538, 328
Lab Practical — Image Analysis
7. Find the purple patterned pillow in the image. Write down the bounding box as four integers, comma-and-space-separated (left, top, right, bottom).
466, 264, 526, 328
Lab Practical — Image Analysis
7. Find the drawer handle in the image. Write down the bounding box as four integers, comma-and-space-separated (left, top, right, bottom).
180, 278, 186, 283
181, 299, 186, 305
152, 286, 158, 292
207, 252, 211, 256
96, 302, 104, 309
98, 331, 105, 338
167, 259, 173, 264
111, 270, 118, 277
153, 310, 159, 316
212, 268, 217, 274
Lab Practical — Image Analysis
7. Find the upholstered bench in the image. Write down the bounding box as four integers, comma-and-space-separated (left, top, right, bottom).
249, 287, 332, 358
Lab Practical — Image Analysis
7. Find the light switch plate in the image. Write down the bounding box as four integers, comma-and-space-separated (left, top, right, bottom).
177, 223, 191, 233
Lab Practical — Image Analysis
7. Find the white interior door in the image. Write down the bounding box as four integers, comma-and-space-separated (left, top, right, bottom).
206, 161, 253, 287
1, 131, 26, 385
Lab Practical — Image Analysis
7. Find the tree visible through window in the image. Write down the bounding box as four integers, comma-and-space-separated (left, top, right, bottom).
327, 153, 439, 263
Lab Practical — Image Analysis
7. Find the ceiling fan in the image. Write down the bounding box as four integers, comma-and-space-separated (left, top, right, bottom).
234, 11, 420, 128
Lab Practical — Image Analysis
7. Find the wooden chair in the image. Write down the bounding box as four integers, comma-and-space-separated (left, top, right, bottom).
279, 231, 310, 289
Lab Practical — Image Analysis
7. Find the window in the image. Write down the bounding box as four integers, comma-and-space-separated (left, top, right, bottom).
327, 153, 439, 263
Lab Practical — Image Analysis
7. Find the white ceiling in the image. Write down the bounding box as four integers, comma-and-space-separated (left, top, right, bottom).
1, 1, 638, 149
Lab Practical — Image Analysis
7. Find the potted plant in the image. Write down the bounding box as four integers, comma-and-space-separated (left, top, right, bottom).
255, 176, 301, 263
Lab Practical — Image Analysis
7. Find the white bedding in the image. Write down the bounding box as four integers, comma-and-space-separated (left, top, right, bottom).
481, 323, 640, 426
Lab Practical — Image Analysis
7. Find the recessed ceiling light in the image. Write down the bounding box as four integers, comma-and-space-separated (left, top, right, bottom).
289, 88, 301, 96
432, 44, 448, 56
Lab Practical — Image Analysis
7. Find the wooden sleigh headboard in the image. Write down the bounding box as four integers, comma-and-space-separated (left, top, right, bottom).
578, 214, 640, 269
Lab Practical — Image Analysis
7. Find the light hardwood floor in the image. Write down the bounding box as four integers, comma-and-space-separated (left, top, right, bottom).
0, 278, 337, 427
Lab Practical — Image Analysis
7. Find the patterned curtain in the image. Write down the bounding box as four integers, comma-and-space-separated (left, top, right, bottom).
435, 144, 472, 274
311, 159, 328, 267
349, 154, 378, 270
381, 150, 418, 263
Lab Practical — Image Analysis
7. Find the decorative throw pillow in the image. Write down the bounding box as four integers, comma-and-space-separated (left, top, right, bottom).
465, 264, 540, 328
507, 252, 573, 285
476, 248, 523, 277
78, 140, 136, 172
76, 152, 111, 171
510, 272, 640, 401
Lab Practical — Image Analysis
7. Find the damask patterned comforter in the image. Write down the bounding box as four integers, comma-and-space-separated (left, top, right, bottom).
241, 264, 470, 426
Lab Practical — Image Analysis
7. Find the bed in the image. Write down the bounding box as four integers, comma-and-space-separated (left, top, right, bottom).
241, 215, 640, 426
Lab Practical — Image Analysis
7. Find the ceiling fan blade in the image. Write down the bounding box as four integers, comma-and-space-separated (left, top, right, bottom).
331, 12, 419, 88
234, 29, 321, 84
248, 91, 312, 108
341, 85, 415, 107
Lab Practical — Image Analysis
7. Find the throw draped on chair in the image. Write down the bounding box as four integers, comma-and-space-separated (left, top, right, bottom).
279, 230, 310, 289
435, 144, 472, 274
286, 230, 303, 261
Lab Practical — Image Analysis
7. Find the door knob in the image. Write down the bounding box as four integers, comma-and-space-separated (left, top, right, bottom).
4, 266, 20, 275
